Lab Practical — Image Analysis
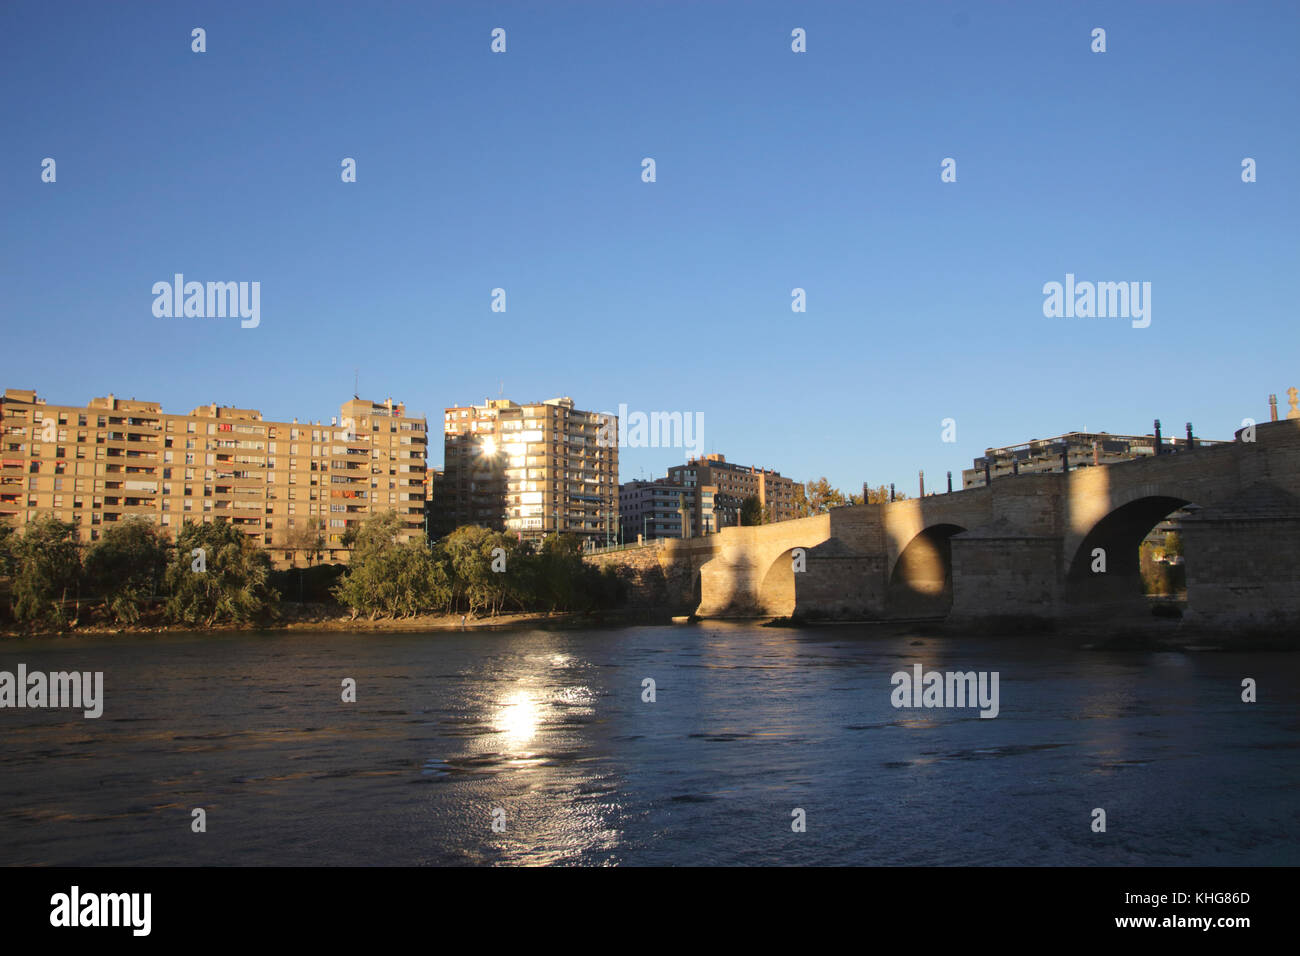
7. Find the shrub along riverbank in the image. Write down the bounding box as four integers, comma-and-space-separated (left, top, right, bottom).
0, 511, 624, 634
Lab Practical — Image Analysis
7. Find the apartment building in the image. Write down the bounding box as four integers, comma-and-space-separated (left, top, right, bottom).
442, 397, 618, 546
619, 477, 740, 540
0, 389, 428, 566
961, 429, 1226, 489
666, 453, 800, 526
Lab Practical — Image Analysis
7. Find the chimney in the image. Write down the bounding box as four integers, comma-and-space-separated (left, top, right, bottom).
918, 470, 925, 497
1153, 419, 1162, 455
946, 471, 952, 493
1269, 394, 1279, 422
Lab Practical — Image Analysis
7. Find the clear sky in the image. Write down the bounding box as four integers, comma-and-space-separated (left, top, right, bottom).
2, 1, 1296, 493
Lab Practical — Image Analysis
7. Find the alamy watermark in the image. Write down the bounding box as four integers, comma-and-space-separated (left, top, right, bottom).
891, 664, 999, 718
1043, 273, 1150, 328
50, 886, 150, 936
0, 664, 103, 718
597, 404, 703, 457
152, 274, 260, 328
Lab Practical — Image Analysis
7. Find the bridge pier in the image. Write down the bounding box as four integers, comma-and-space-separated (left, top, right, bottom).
791, 540, 887, 619
1180, 483, 1300, 633
947, 522, 1064, 627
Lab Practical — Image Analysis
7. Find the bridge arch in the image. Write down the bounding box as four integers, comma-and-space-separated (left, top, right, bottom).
887, 523, 967, 618
757, 547, 809, 617
1064, 494, 1196, 611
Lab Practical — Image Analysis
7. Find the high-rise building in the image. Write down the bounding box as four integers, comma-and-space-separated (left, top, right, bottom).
0, 388, 428, 566
441, 397, 618, 546
666, 454, 799, 526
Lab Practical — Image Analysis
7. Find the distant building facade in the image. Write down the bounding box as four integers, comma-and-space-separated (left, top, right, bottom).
666, 454, 799, 527
441, 397, 618, 546
0, 388, 428, 566
962, 430, 1226, 489
619, 477, 740, 540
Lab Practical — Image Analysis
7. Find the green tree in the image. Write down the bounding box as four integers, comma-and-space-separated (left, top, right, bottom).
531, 532, 588, 612
8, 516, 82, 627
479, 531, 530, 616
441, 525, 520, 616
84, 517, 169, 625
333, 511, 450, 619
164, 519, 278, 626
0, 518, 15, 578
341, 509, 405, 559
740, 495, 763, 526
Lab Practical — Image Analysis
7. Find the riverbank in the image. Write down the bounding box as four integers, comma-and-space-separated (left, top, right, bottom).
0, 603, 678, 638
6, 605, 1296, 648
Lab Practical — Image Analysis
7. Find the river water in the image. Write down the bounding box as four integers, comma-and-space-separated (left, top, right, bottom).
1, 623, 1297, 866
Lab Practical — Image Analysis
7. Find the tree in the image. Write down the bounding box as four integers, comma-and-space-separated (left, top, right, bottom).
7, 516, 82, 627
84, 517, 169, 625
1163, 530, 1183, 560
531, 532, 590, 612
804, 477, 846, 513
862, 484, 902, 504
333, 511, 449, 619
334, 540, 450, 619
0, 518, 15, 579
164, 519, 278, 626
808, 481, 905, 509
342, 509, 406, 558
478, 531, 529, 616
440, 525, 531, 616
740, 495, 763, 526
285, 519, 326, 568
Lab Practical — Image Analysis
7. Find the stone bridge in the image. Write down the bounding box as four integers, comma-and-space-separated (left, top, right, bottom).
655, 420, 1300, 631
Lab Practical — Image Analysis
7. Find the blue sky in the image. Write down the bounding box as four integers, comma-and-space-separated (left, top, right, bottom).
2, 1, 1296, 493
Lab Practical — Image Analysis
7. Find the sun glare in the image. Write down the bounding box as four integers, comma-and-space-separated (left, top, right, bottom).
497, 691, 540, 746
